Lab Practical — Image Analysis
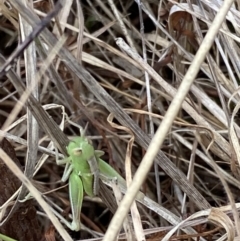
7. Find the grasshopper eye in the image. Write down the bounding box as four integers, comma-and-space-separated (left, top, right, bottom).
73, 148, 82, 156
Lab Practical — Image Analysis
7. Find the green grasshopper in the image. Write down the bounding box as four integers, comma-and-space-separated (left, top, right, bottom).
56, 130, 125, 231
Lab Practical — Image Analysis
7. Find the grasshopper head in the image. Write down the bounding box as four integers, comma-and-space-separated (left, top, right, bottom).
66, 136, 95, 160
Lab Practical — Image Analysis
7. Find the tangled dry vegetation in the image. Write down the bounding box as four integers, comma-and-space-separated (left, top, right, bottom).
0, 0, 240, 240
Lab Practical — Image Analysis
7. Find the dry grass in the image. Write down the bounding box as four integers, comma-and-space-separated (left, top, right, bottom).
0, 0, 240, 240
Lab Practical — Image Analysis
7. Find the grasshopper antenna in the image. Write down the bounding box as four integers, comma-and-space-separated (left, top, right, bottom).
64, 113, 88, 137
80, 123, 89, 137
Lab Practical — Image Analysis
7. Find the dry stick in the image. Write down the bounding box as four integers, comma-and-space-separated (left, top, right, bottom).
72, 0, 84, 111
19, 0, 39, 201
107, 0, 137, 52
9, 0, 211, 211
102, 0, 235, 240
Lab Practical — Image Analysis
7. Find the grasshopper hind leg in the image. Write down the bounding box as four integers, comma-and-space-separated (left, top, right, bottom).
69, 172, 84, 231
